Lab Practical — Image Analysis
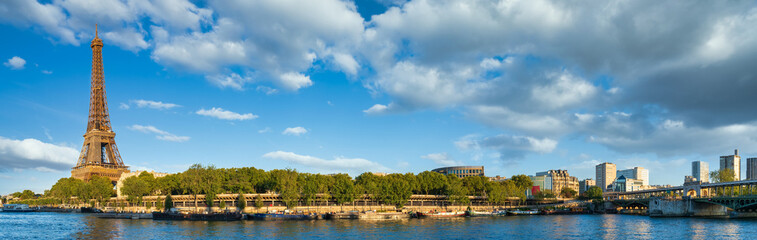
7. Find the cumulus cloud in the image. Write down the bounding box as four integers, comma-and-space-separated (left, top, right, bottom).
363, 104, 390, 114
131, 99, 180, 110
456, 134, 558, 160
0, 136, 78, 171
129, 125, 190, 142
4, 56, 26, 70
282, 127, 307, 136
262, 150, 390, 175
421, 153, 462, 166
196, 107, 258, 120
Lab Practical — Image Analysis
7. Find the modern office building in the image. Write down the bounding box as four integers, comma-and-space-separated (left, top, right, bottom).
747, 158, 757, 180
530, 175, 553, 192
536, 170, 579, 192
431, 166, 484, 178
579, 179, 596, 195
692, 161, 709, 183
616, 167, 649, 186
719, 149, 741, 181
612, 175, 645, 192
596, 162, 617, 191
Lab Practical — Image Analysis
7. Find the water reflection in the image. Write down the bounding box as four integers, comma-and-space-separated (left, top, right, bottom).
2, 212, 755, 239
600, 215, 618, 240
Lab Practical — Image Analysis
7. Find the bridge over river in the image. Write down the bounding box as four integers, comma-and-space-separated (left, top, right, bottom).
602, 179, 757, 217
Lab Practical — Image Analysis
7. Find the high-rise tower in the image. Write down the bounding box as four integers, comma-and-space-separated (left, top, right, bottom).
719, 149, 740, 181
71, 25, 129, 183
596, 162, 616, 191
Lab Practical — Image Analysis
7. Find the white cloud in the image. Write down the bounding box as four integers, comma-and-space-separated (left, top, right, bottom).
258, 127, 272, 134
101, 28, 149, 51
0, 136, 78, 171
278, 72, 313, 91
363, 104, 390, 114
196, 107, 258, 120
531, 71, 597, 110
421, 153, 463, 166
119, 103, 130, 110
132, 99, 180, 110
262, 150, 390, 175
129, 124, 190, 142
256, 86, 279, 95
205, 73, 252, 90
282, 127, 307, 136
4, 56, 26, 70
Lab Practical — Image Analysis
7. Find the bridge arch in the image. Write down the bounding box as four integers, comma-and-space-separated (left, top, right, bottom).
686, 189, 697, 197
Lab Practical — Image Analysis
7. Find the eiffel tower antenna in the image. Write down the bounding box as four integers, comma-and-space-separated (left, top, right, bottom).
71, 25, 130, 183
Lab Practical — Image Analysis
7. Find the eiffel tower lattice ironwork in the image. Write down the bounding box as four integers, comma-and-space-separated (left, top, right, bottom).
71, 25, 130, 183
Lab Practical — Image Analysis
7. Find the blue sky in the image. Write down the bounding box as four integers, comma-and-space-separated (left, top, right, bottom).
2, 0, 757, 194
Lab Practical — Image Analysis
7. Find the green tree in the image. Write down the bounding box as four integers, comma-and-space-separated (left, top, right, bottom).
534, 190, 556, 200
236, 193, 247, 212
19, 190, 35, 199
88, 175, 115, 207
219, 199, 226, 209
710, 168, 736, 183
510, 175, 533, 191
331, 174, 356, 209
462, 176, 488, 197
417, 171, 447, 195
255, 194, 264, 209
182, 164, 204, 211
585, 186, 603, 200
156, 197, 165, 211
270, 169, 300, 208
560, 187, 578, 198
121, 176, 150, 208
445, 174, 469, 205
164, 194, 174, 211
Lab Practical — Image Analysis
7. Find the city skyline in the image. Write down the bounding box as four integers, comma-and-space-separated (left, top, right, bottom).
3, 0, 757, 195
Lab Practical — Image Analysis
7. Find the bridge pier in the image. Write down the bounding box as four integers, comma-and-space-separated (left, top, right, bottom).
648, 197, 728, 217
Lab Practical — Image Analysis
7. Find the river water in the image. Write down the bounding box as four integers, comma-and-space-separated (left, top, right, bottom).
1, 212, 755, 239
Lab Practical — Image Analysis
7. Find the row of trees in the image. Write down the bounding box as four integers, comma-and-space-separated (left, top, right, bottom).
118, 164, 536, 209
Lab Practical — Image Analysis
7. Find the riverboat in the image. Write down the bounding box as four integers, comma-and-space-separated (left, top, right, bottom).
466, 210, 495, 217
358, 211, 410, 220
493, 210, 509, 216
416, 211, 466, 218
153, 212, 242, 221
249, 213, 318, 220
153, 212, 191, 220
506, 209, 540, 216
325, 211, 359, 219
2, 204, 35, 212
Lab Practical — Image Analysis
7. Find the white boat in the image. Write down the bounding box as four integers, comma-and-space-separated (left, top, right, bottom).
506, 209, 539, 216
2, 204, 36, 212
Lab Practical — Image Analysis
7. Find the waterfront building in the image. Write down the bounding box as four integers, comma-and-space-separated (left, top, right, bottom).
616, 167, 649, 186
431, 166, 484, 178
115, 171, 170, 197
719, 149, 741, 181
612, 176, 645, 192
684, 175, 699, 185
596, 162, 616, 191
536, 170, 579, 192
748, 158, 757, 180
488, 175, 507, 182
692, 161, 709, 183
579, 179, 595, 195
70, 26, 130, 184
530, 175, 553, 192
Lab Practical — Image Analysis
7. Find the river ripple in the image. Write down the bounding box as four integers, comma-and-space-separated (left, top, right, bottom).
1, 212, 755, 239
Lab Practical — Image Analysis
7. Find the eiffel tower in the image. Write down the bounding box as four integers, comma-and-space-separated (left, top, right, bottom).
71, 25, 130, 183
